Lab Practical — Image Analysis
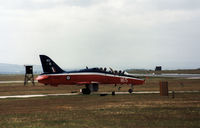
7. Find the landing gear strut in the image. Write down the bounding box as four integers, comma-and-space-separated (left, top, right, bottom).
128, 84, 134, 94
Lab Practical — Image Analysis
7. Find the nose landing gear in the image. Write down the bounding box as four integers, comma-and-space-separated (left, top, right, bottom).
128, 84, 134, 94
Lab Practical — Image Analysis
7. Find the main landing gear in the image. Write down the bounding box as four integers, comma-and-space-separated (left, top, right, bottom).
81, 84, 134, 94
81, 88, 91, 95
81, 83, 99, 95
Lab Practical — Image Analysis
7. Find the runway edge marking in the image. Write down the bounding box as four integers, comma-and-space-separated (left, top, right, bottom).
0, 91, 199, 99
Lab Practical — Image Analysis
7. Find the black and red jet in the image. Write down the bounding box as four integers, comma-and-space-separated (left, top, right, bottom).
36, 55, 145, 94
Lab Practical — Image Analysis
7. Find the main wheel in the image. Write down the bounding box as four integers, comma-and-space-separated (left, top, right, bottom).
112, 91, 115, 95
82, 88, 91, 95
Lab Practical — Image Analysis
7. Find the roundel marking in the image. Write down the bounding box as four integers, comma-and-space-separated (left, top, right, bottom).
66, 76, 71, 80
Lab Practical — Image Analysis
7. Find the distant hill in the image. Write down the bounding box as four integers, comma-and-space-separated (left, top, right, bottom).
0, 63, 42, 74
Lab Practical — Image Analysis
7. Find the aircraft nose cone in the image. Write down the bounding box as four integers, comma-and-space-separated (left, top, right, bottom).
36, 75, 49, 81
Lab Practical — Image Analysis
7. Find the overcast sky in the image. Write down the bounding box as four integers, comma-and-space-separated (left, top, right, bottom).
0, 0, 200, 70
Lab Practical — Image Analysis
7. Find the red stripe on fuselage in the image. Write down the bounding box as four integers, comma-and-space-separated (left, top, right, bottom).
37, 73, 145, 86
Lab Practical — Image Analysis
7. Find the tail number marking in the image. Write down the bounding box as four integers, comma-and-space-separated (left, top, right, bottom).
120, 78, 128, 83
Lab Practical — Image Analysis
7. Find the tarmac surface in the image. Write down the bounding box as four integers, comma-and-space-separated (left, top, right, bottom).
0, 91, 199, 99
0, 81, 25, 84
130, 73, 200, 79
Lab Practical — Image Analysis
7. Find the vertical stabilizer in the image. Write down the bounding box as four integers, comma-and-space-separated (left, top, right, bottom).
39, 55, 64, 74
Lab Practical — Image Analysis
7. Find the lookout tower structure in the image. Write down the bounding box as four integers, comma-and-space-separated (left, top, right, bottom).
24, 65, 35, 86
155, 66, 162, 71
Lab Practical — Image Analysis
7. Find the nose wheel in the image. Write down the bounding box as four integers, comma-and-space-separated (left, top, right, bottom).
128, 84, 134, 94
128, 89, 133, 93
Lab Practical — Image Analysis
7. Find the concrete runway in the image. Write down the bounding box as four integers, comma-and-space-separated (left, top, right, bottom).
0, 91, 199, 99
0, 81, 24, 84
130, 73, 200, 79
0, 93, 80, 99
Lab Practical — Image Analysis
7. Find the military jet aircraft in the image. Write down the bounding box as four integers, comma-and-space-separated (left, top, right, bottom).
36, 55, 145, 94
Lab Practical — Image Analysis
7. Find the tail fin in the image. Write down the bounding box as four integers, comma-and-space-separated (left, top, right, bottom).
39, 55, 64, 74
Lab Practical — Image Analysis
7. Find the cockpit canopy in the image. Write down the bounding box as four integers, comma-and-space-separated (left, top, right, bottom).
80, 67, 127, 75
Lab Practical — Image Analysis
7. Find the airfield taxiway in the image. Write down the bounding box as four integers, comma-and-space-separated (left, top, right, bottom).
0, 91, 199, 99
0, 81, 24, 84
130, 73, 200, 79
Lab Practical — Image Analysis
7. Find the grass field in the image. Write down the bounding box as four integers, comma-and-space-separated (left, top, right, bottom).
0, 93, 200, 128
0, 74, 200, 128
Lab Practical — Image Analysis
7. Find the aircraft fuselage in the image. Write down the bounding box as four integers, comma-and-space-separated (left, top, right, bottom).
37, 72, 145, 86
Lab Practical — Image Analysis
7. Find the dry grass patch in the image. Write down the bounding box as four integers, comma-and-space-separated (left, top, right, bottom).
0, 93, 200, 128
